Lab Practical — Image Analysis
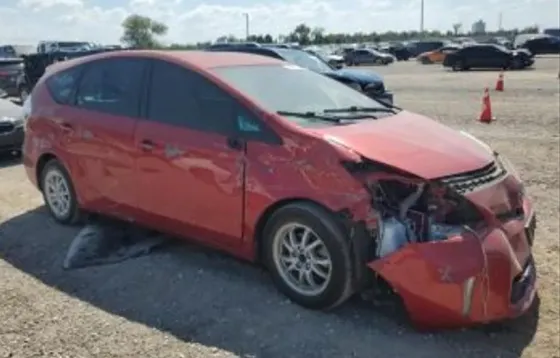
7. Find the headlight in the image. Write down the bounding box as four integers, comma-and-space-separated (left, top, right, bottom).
347, 82, 362, 91
497, 154, 522, 182
0, 116, 24, 127
459, 131, 493, 154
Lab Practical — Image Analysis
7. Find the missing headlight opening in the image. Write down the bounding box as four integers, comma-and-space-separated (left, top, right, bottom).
343, 157, 486, 259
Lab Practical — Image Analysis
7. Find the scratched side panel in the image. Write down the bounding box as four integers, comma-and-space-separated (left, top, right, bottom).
241, 131, 374, 258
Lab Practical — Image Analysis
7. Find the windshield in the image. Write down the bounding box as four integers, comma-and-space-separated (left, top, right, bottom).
275, 49, 333, 73
211, 64, 387, 126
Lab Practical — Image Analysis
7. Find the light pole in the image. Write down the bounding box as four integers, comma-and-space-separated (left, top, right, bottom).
243, 13, 250, 40
420, 0, 424, 34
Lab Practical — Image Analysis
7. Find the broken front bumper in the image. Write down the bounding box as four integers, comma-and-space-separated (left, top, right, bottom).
367, 195, 537, 330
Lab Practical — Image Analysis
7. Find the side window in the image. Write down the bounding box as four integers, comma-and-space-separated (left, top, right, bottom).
45, 66, 83, 105
147, 60, 236, 135
75, 58, 146, 117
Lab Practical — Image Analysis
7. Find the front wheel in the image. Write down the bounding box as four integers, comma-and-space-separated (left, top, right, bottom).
40, 159, 82, 225
262, 203, 353, 310
510, 58, 523, 70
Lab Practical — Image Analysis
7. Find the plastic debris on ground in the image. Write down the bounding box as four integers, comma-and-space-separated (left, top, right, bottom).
63, 216, 169, 270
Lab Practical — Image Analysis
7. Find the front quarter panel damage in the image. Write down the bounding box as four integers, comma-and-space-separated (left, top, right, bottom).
368, 233, 486, 329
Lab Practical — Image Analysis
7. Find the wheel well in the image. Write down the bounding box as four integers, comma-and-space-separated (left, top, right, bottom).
36, 153, 57, 191
253, 198, 332, 262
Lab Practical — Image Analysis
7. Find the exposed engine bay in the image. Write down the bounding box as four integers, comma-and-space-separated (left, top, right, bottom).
371, 179, 481, 258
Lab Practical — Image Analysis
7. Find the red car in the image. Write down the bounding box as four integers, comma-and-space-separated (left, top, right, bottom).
22, 50, 537, 329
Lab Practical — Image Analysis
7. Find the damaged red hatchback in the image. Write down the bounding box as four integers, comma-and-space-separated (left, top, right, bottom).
22, 50, 537, 329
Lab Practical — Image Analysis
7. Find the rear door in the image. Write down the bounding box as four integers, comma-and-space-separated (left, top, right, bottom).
61, 57, 148, 218
133, 59, 245, 247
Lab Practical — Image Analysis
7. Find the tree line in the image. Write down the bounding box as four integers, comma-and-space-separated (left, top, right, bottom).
121, 14, 541, 50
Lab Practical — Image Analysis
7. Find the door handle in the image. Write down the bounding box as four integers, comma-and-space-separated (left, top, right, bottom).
140, 139, 155, 151
227, 137, 245, 151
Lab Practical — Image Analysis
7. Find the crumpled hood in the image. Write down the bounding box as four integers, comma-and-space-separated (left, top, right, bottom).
327, 68, 384, 86
314, 111, 494, 179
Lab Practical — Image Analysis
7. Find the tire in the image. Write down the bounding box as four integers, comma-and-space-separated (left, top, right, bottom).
262, 202, 354, 310
510, 58, 523, 70
420, 57, 431, 65
40, 159, 82, 225
452, 60, 464, 71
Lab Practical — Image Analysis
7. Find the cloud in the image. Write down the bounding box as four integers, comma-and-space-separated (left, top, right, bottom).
1, 0, 559, 45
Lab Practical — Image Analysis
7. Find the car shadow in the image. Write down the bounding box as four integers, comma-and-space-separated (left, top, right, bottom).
0, 153, 22, 169
446, 67, 536, 72
0, 207, 539, 358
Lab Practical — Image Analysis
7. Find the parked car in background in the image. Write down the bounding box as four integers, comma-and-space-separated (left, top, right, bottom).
443, 44, 534, 71
207, 45, 394, 105
0, 45, 35, 58
23, 50, 538, 330
378, 42, 412, 61
304, 47, 344, 67
0, 98, 24, 155
0, 58, 24, 98
16, 48, 117, 103
345, 48, 394, 66
406, 40, 447, 57
417, 44, 461, 64
37, 41, 97, 54
517, 34, 560, 54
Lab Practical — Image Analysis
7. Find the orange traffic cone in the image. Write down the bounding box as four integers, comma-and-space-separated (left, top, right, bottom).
479, 88, 493, 123
495, 71, 504, 91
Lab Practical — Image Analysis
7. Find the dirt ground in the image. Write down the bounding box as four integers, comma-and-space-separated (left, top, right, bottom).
0, 57, 559, 358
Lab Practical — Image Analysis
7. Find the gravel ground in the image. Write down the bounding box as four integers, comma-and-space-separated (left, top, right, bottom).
0, 56, 559, 358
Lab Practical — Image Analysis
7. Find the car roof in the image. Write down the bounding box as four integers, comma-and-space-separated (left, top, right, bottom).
46, 49, 285, 74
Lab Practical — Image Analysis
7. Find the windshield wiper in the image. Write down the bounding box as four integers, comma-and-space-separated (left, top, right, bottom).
322, 106, 397, 114
276, 110, 342, 123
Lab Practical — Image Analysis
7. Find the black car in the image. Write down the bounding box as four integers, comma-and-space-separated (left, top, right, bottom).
15, 48, 117, 103
443, 44, 534, 71
206, 45, 394, 105
0, 98, 25, 155
406, 40, 447, 57
379, 43, 412, 61
518, 35, 560, 55
0, 58, 24, 97
344, 48, 395, 66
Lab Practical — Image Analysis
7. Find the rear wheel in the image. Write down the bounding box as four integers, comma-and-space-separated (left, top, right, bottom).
262, 202, 353, 310
40, 159, 82, 225
452, 60, 464, 71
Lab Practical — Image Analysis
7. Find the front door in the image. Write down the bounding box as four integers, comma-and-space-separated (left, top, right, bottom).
61, 57, 147, 218
134, 59, 245, 247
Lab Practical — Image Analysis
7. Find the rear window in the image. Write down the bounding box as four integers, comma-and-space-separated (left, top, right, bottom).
45, 66, 83, 104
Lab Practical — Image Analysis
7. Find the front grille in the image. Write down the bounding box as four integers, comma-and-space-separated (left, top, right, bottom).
437, 161, 507, 194
0, 122, 15, 134
510, 256, 535, 304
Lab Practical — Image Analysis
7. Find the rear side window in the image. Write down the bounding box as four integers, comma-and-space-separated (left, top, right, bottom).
146, 59, 236, 135
75, 57, 146, 117
46, 66, 83, 105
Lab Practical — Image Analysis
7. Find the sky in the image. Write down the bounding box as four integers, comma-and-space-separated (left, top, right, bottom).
1, 0, 559, 45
